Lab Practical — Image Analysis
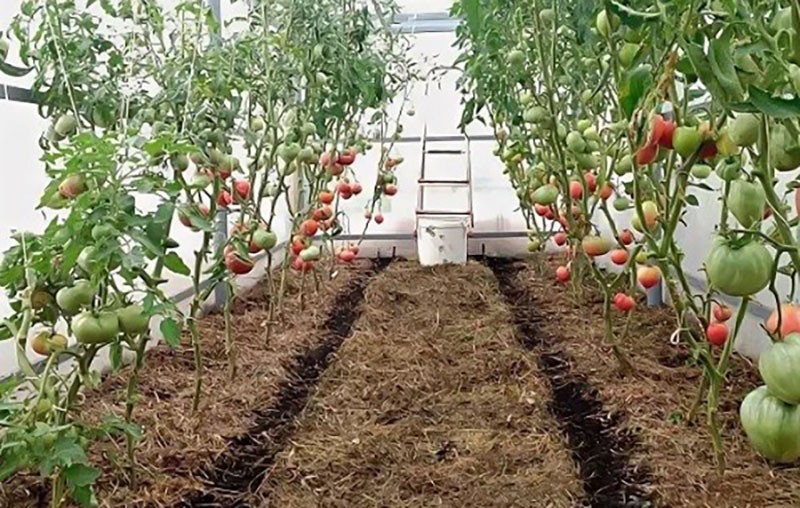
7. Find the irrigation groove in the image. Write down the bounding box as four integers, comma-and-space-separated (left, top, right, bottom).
181, 258, 391, 508
485, 257, 654, 508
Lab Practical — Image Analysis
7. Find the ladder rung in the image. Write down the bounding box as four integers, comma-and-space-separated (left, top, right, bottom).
426, 149, 464, 154
416, 209, 471, 215
418, 179, 470, 185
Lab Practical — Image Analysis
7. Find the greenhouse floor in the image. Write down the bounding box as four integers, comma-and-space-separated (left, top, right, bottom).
2, 257, 799, 507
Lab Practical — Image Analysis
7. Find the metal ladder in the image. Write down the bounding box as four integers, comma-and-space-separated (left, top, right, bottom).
415, 125, 474, 231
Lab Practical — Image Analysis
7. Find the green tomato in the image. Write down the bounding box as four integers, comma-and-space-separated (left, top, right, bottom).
769, 124, 800, 172
54, 113, 78, 138
690, 164, 712, 179
171, 153, 190, 172
532, 184, 559, 205
77, 246, 100, 274
575, 153, 598, 170
527, 239, 541, 252
566, 131, 586, 153
91, 224, 116, 241
596, 9, 617, 38
612, 197, 630, 211
56, 280, 95, 314
507, 49, 525, 66
117, 305, 150, 335
539, 8, 555, 25
556, 123, 567, 140
250, 117, 265, 131
673, 126, 703, 157
300, 245, 321, 262
705, 236, 772, 297
618, 43, 640, 68
207, 147, 227, 166
0, 39, 8, 62
279, 143, 302, 163
519, 91, 533, 106
576, 119, 592, 132
583, 126, 600, 142
759, 334, 800, 405
526, 106, 548, 124
729, 114, 759, 147
252, 230, 277, 251
72, 311, 120, 344
297, 147, 316, 164
715, 156, 743, 181
727, 179, 766, 228
740, 385, 800, 463
614, 154, 633, 175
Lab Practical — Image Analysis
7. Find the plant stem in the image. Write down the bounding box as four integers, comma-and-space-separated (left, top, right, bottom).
124, 334, 149, 487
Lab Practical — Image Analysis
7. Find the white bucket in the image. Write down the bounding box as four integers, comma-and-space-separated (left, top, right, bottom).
416, 216, 469, 266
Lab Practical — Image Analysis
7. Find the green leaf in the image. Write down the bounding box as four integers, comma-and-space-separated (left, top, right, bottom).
163, 252, 190, 276
0, 448, 28, 481
618, 64, 653, 119
0, 61, 33, 77
708, 30, 743, 100
604, 0, 661, 29
64, 463, 100, 487
746, 85, 800, 118
109, 342, 122, 372
461, 0, 481, 34
684, 41, 728, 103
71, 484, 98, 508
160, 318, 181, 348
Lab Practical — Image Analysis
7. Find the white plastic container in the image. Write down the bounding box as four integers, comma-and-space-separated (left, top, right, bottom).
416, 216, 469, 266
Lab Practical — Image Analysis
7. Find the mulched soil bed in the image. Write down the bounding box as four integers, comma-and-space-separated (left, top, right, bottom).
0, 260, 374, 508
513, 255, 800, 508
263, 261, 583, 508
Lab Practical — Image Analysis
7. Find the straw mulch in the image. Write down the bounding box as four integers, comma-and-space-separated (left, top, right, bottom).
0, 261, 367, 508
520, 256, 800, 508
262, 261, 583, 508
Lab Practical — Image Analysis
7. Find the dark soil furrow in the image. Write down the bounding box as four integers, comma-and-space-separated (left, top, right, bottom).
485, 257, 654, 508
181, 258, 391, 507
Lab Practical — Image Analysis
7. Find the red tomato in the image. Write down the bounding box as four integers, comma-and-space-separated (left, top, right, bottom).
225, 253, 254, 275
374, 213, 384, 224
659, 120, 676, 149
301, 219, 318, 237
351, 182, 363, 195
384, 184, 398, 196
233, 180, 250, 202
291, 239, 305, 256
320, 191, 334, 205
337, 181, 351, 194
327, 163, 344, 176
320, 151, 334, 167
569, 180, 583, 199
534, 204, 549, 216
713, 303, 732, 323
337, 149, 356, 166
553, 232, 567, 246
217, 190, 232, 208
584, 172, 597, 193
339, 249, 356, 263
555, 266, 570, 283
614, 293, 635, 312
636, 143, 658, 165
619, 229, 634, 246
706, 322, 729, 347
699, 141, 718, 161
766, 304, 800, 339
637, 266, 661, 289
291, 256, 314, 272
545, 208, 555, 220
610, 249, 629, 266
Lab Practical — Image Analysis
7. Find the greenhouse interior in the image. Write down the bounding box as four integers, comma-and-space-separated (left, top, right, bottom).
2, 0, 800, 506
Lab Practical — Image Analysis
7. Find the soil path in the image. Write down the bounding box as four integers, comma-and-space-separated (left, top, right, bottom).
262, 261, 583, 507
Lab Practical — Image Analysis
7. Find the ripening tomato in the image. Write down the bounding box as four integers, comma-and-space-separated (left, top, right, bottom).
301, 219, 319, 237
636, 143, 659, 165
320, 151, 334, 167
384, 184, 398, 196
713, 303, 733, 323
385, 158, 397, 169
619, 229, 634, 246
291, 256, 314, 272
374, 213, 384, 224
225, 252, 255, 275
339, 249, 356, 263
534, 204, 549, 216
291, 238, 306, 256
327, 163, 344, 176
569, 180, 583, 199
337, 149, 356, 166
351, 182, 363, 195
610, 249, 629, 266
553, 231, 567, 246
582, 235, 612, 257
555, 265, 570, 283
233, 180, 251, 202
766, 304, 800, 339
597, 182, 613, 200
320, 191, 334, 205
706, 322, 729, 347
637, 266, 661, 289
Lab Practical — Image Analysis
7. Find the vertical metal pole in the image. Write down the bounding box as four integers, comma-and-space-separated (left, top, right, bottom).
647, 102, 672, 307
209, 0, 222, 22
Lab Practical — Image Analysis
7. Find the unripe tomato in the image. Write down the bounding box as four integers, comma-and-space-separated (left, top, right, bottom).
673, 126, 703, 157
72, 311, 120, 344
555, 266, 570, 283
117, 305, 150, 335
706, 322, 729, 347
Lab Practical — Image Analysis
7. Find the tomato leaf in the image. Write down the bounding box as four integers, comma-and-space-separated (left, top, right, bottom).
163, 252, 191, 276
618, 64, 652, 119
109, 342, 122, 372
683, 41, 729, 104
0, 61, 33, 77
159, 318, 181, 348
708, 29, 743, 101
64, 463, 100, 488
746, 85, 800, 118
70, 484, 98, 508
603, 0, 661, 28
